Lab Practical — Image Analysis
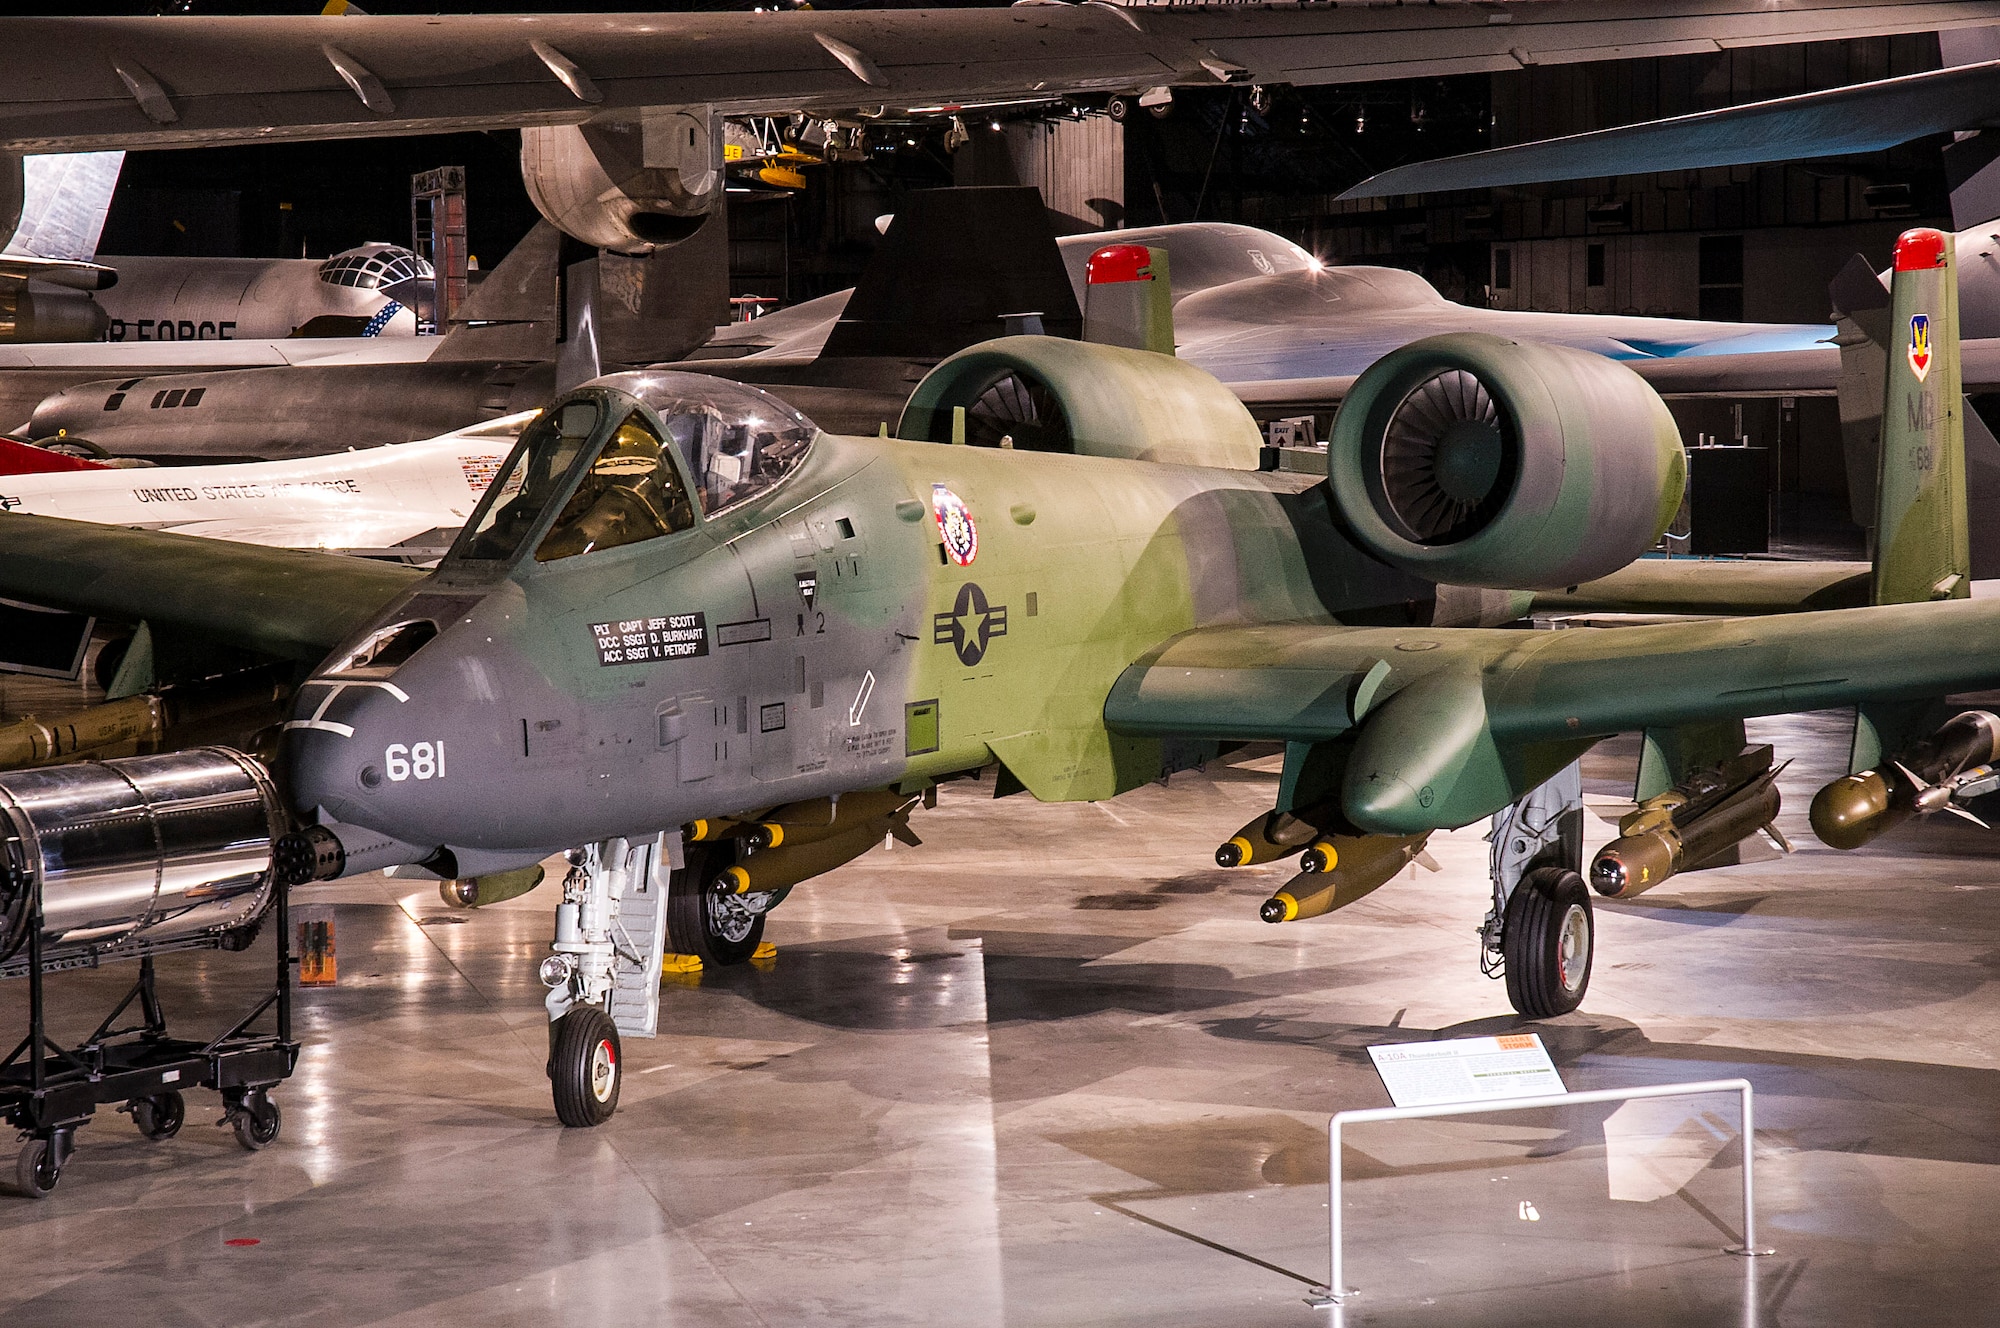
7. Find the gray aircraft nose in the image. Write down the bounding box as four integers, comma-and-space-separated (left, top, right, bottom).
282, 675, 436, 833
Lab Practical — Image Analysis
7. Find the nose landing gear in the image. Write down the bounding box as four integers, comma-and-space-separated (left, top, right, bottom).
540, 834, 674, 1128
548, 1006, 622, 1128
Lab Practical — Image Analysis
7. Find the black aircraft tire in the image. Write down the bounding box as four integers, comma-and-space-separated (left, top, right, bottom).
133, 1090, 185, 1142
665, 845, 764, 968
14, 1138, 57, 1199
1503, 866, 1594, 1018
550, 1007, 622, 1128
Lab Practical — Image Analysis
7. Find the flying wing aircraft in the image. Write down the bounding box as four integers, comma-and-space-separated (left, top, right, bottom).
705, 218, 1839, 397
0, 225, 1989, 1128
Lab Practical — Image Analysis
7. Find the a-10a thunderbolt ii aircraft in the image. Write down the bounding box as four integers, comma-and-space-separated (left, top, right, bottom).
0, 227, 1991, 1128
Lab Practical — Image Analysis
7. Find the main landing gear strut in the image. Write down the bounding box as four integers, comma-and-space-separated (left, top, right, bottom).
1481, 763, 1594, 1018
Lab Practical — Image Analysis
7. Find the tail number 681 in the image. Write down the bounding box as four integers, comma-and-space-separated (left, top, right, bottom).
385, 741, 445, 782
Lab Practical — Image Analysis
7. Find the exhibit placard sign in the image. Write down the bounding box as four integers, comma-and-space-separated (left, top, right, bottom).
1366, 1034, 1566, 1108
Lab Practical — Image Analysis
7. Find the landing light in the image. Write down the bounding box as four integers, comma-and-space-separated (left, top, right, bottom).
539, 955, 574, 988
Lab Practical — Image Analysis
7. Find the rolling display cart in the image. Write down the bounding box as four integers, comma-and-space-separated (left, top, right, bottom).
0, 748, 300, 1197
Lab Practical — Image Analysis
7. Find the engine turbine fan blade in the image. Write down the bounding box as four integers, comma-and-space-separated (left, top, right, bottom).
965, 372, 1072, 453
1378, 369, 1515, 544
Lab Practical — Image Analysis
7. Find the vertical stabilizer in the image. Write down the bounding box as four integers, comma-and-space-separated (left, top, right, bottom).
1873, 227, 1969, 606
820, 186, 1080, 359
1083, 244, 1174, 355
5, 152, 123, 261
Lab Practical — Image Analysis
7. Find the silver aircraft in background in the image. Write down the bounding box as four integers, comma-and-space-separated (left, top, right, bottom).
2, 150, 425, 345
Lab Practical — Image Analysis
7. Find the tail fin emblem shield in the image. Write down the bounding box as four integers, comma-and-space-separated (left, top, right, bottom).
1909, 313, 1932, 381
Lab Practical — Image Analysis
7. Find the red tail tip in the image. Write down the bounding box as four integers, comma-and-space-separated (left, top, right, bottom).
1894, 228, 1950, 273
1087, 244, 1154, 285
0, 436, 106, 476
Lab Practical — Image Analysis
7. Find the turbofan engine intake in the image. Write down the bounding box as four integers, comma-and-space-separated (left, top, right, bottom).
1328, 333, 1685, 588
900, 335, 1263, 468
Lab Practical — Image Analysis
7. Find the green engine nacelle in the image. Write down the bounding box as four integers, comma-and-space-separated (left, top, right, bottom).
898, 335, 1263, 469
1328, 332, 1685, 590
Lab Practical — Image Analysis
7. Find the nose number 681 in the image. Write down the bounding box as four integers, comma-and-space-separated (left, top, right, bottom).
385, 741, 445, 782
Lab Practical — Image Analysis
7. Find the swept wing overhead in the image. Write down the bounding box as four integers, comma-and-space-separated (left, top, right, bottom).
0, 4, 1996, 151
1341, 53, 2000, 198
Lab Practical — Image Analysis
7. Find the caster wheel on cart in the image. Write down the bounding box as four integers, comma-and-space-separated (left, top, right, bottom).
1503, 866, 1594, 1018
665, 844, 763, 968
549, 1006, 621, 1128
230, 1092, 282, 1152
131, 1090, 185, 1142
15, 1137, 60, 1199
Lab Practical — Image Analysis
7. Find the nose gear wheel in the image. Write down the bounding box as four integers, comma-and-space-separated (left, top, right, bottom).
548, 1006, 622, 1128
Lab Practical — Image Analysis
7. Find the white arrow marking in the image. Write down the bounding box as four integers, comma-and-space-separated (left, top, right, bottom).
849, 671, 875, 727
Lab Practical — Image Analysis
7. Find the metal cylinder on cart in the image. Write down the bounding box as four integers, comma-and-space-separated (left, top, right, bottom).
0, 747, 287, 965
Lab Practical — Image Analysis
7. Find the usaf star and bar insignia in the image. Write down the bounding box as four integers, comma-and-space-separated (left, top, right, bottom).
934, 582, 1007, 667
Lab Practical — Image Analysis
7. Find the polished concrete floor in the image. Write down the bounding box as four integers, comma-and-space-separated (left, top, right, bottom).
0, 713, 1996, 1326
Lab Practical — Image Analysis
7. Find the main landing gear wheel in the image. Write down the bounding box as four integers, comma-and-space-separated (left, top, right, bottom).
666, 845, 763, 967
229, 1090, 282, 1151
550, 1006, 622, 1128
131, 1090, 185, 1142
1503, 866, 1594, 1018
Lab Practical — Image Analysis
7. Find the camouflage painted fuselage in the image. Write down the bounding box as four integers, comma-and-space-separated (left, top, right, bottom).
285, 424, 1427, 867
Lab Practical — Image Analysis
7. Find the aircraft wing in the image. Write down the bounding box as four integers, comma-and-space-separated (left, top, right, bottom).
0, 512, 422, 661
1530, 560, 1871, 616
1105, 596, 2000, 832
0, 255, 117, 293
1, 4, 1996, 151
1341, 55, 2000, 199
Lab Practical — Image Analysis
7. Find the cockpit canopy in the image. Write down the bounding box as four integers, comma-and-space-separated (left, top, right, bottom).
446, 372, 818, 567
317, 244, 434, 291
601, 370, 817, 518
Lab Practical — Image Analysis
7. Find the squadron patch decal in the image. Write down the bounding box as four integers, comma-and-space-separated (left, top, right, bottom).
931, 484, 978, 566
1909, 313, 1933, 382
